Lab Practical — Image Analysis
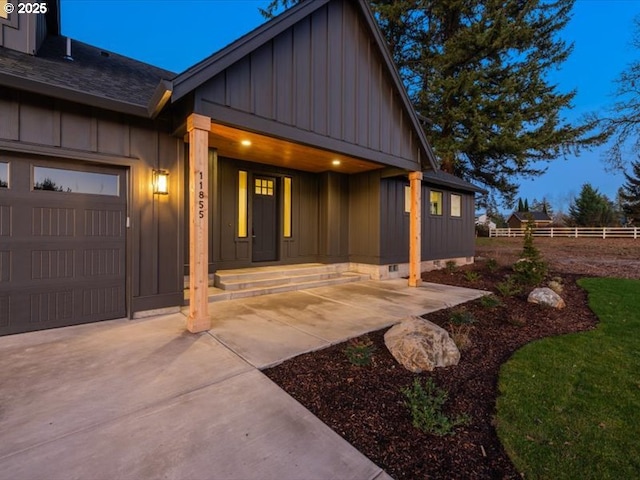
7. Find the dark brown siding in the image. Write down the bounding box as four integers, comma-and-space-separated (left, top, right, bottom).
422, 184, 475, 260
379, 178, 410, 264
379, 177, 476, 263
319, 171, 349, 262
349, 171, 381, 264
0, 10, 34, 54
194, 0, 422, 171
0, 89, 183, 316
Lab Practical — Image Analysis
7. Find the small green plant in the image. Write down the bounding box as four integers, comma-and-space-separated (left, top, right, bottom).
449, 308, 476, 325
480, 294, 503, 308
464, 270, 481, 282
496, 276, 522, 297
344, 336, 376, 366
486, 258, 499, 272
401, 378, 470, 435
445, 260, 457, 273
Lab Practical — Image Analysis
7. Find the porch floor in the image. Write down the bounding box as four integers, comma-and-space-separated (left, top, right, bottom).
189, 278, 488, 369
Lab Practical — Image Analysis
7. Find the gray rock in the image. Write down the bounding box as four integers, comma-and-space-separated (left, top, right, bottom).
528, 287, 566, 309
384, 316, 460, 372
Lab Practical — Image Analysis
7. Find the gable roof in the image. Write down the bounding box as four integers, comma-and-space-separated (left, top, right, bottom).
171, 0, 437, 171
0, 35, 175, 117
509, 211, 552, 222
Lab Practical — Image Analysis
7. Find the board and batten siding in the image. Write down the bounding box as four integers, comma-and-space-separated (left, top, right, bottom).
194, 0, 421, 171
421, 184, 475, 261
349, 171, 381, 264
379, 177, 476, 264
0, 9, 49, 53
0, 89, 184, 314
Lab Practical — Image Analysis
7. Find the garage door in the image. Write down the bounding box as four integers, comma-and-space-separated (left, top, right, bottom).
0, 155, 127, 336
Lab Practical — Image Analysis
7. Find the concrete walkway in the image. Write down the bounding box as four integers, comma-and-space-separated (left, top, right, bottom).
0, 280, 485, 480
207, 279, 486, 368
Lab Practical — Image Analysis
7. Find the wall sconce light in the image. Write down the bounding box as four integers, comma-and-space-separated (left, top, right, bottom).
153, 169, 169, 195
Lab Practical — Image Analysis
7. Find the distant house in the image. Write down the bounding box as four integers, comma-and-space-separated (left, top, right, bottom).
507, 211, 552, 229
0, 0, 483, 336
475, 213, 497, 230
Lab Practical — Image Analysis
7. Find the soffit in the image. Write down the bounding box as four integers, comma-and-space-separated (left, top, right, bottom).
185, 122, 383, 174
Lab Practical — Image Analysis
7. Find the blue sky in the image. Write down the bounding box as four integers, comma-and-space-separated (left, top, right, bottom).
60, 0, 640, 213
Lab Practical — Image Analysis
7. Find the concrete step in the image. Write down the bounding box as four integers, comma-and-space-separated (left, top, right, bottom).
183, 272, 369, 304
217, 271, 342, 291
213, 263, 345, 285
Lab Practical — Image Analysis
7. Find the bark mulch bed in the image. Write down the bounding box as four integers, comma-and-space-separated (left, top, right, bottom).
264, 264, 599, 479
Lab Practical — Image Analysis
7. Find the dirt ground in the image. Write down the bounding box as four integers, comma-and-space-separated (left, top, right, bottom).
476, 237, 640, 279
265, 237, 637, 479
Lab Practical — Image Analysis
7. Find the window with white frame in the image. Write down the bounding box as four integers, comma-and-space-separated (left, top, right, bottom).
451, 194, 461, 217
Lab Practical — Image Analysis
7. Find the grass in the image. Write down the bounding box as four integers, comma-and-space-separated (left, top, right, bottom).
496, 278, 640, 479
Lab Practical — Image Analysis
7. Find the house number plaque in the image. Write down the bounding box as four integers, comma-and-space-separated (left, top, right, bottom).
198, 171, 205, 219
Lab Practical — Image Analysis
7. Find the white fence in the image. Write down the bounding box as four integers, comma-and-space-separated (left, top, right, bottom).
489, 227, 639, 239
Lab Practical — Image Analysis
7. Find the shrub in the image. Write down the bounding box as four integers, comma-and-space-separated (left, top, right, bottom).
480, 294, 503, 308
486, 258, 499, 272
344, 336, 376, 366
464, 271, 481, 282
445, 260, 457, 273
512, 219, 547, 286
401, 378, 470, 436
496, 276, 522, 297
449, 308, 476, 325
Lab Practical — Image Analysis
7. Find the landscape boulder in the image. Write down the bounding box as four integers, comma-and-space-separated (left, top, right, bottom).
384, 316, 460, 372
528, 287, 566, 309
548, 279, 564, 294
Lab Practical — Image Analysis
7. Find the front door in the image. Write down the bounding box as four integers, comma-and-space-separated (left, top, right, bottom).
252, 175, 277, 262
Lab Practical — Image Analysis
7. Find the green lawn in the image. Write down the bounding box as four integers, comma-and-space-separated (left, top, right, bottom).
496, 278, 640, 479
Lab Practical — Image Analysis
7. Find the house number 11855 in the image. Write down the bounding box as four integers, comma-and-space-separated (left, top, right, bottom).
198, 171, 205, 219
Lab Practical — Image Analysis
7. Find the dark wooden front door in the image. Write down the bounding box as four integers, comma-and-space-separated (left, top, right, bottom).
252, 176, 277, 262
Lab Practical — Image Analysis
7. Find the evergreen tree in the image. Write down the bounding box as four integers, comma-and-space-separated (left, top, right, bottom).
531, 197, 554, 216
517, 198, 524, 212
619, 158, 640, 224
568, 184, 618, 227
262, 0, 603, 205
523, 199, 530, 212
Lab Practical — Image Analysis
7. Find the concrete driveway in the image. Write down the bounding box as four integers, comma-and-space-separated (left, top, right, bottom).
0, 280, 485, 480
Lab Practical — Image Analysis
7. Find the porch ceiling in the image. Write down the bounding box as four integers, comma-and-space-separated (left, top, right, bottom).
201, 123, 384, 174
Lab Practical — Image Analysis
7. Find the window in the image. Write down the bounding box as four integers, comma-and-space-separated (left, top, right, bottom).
0, 162, 8, 188
238, 171, 248, 238
404, 186, 411, 213
430, 191, 442, 215
451, 194, 461, 217
0, 1, 9, 19
33, 166, 119, 196
283, 177, 292, 237
254, 178, 273, 196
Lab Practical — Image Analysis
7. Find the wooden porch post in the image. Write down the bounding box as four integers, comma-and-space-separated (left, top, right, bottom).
408, 171, 423, 287
187, 113, 211, 333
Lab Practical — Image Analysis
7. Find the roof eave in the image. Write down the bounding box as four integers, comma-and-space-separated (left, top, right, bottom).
0, 71, 150, 118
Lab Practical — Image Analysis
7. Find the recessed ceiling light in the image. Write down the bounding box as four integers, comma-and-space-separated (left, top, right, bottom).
332, 159, 341, 166
241, 140, 252, 146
